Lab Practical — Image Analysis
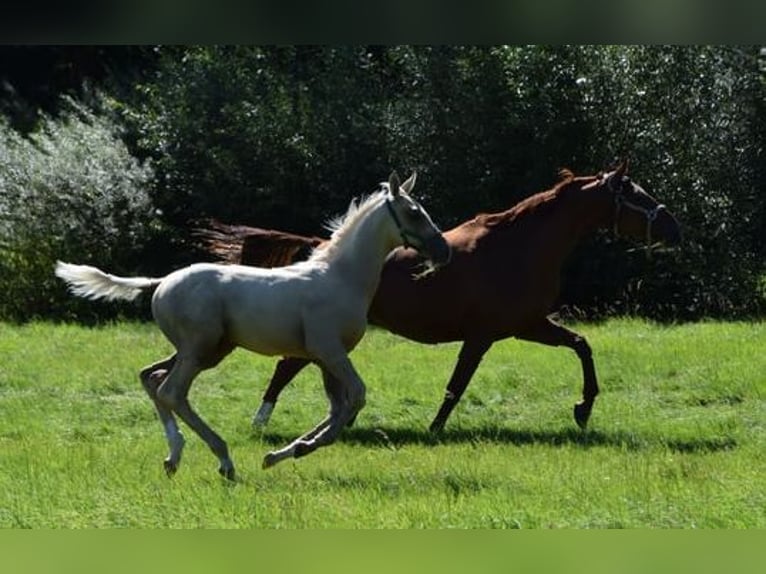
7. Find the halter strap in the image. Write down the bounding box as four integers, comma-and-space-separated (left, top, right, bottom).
610, 177, 666, 247
385, 197, 416, 248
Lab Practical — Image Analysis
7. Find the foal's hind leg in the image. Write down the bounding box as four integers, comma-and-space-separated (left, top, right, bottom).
139, 355, 186, 476
157, 353, 236, 480
518, 318, 599, 429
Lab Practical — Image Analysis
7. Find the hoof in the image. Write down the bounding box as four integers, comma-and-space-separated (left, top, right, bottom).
429, 419, 446, 434
573, 402, 592, 429
218, 465, 236, 482
262, 452, 279, 469
163, 458, 178, 478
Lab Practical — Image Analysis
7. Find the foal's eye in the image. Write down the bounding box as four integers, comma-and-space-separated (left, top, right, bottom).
404, 205, 424, 221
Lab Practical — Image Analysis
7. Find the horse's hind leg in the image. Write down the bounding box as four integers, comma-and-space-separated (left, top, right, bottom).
157, 353, 236, 480
430, 338, 493, 433
253, 357, 312, 427
139, 355, 186, 476
518, 318, 598, 429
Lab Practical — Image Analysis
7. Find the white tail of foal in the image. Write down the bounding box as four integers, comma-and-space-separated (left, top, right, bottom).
55, 261, 161, 302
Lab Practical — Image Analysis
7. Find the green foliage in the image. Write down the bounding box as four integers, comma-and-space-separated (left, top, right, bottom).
130, 45, 765, 320
566, 46, 766, 319
0, 46, 160, 133
0, 97, 158, 321
131, 46, 396, 232
1, 46, 764, 320
0, 320, 763, 527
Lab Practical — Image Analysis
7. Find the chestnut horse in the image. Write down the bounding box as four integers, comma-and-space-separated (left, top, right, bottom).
56, 172, 450, 477
204, 162, 681, 433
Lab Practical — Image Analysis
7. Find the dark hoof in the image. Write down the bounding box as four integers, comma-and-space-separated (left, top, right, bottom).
262, 452, 277, 469
347, 414, 357, 428
429, 418, 446, 433
218, 465, 236, 482
163, 459, 178, 478
573, 402, 592, 429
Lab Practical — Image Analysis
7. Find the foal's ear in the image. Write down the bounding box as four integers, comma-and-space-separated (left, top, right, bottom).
401, 171, 417, 195
388, 171, 401, 197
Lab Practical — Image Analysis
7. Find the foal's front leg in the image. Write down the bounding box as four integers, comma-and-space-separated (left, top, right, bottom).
263, 353, 366, 469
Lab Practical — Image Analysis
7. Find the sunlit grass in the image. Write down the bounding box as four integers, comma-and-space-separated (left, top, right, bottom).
0, 319, 763, 528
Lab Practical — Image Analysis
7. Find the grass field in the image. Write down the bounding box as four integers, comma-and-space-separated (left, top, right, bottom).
0, 319, 763, 528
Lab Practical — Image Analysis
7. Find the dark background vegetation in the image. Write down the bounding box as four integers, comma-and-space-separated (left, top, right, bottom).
0, 46, 764, 322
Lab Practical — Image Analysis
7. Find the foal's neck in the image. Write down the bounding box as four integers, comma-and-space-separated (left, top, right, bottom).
328, 201, 399, 302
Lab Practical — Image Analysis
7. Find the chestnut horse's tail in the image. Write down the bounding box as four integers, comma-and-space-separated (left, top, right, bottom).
193, 219, 324, 268
55, 261, 163, 302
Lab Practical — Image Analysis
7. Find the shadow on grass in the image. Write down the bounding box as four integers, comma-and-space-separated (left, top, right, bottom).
257, 425, 737, 454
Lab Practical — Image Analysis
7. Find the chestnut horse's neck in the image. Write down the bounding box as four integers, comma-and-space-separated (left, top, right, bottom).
481, 175, 614, 239
468, 175, 617, 272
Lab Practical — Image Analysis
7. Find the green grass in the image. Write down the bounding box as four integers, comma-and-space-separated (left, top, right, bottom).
0, 319, 763, 528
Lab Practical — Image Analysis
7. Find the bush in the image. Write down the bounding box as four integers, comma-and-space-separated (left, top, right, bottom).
569, 46, 766, 318
131, 46, 396, 234
0, 97, 158, 321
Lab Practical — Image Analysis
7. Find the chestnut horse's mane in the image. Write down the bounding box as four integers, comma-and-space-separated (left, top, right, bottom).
476, 168, 598, 228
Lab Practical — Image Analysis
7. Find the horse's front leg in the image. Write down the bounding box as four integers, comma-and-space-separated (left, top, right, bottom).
263, 352, 365, 469
429, 338, 493, 432
518, 317, 599, 429
253, 357, 312, 427
261, 368, 338, 468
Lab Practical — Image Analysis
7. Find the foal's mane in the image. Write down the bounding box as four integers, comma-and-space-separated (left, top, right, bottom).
309, 186, 389, 263
476, 169, 598, 228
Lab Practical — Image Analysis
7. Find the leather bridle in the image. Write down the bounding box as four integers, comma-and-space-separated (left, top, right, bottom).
609, 175, 666, 246
385, 197, 420, 249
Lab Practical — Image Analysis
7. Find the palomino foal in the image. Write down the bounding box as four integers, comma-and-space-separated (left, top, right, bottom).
55, 172, 450, 479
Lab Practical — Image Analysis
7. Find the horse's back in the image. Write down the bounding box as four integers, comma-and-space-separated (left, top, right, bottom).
151, 262, 321, 357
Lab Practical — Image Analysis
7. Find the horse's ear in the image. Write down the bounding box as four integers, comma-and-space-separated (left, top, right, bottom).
401, 171, 417, 195
388, 171, 401, 197
614, 158, 629, 179
558, 168, 574, 182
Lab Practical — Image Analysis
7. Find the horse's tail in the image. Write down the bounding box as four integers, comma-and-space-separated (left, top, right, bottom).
55, 261, 163, 302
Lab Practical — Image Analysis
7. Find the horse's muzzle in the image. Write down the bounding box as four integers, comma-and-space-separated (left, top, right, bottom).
656, 211, 682, 248
423, 235, 452, 268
